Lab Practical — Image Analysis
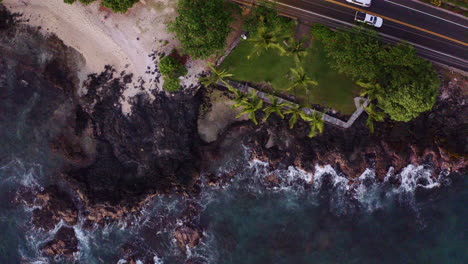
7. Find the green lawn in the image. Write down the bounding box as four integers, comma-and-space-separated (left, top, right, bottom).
220, 39, 360, 114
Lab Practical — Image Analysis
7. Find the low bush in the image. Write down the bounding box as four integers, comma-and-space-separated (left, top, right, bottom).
102, 0, 139, 13
163, 77, 181, 92
64, 0, 97, 5
64, 0, 138, 13
159, 54, 187, 78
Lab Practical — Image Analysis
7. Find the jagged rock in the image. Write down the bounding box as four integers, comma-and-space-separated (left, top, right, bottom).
41, 226, 78, 259
25, 186, 79, 231
174, 225, 203, 250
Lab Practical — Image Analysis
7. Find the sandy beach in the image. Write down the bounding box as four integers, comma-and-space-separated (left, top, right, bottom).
3, 0, 206, 113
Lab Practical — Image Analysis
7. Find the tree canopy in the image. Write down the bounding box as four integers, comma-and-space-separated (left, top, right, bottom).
311, 24, 439, 122
243, 4, 294, 34
169, 0, 235, 59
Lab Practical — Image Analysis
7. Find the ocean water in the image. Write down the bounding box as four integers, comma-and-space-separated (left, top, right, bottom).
1, 143, 466, 264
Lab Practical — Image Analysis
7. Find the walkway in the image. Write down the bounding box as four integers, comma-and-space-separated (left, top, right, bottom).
219, 80, 369, 129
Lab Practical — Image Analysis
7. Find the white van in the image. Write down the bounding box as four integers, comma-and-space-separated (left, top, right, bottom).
346, 0, 372, 7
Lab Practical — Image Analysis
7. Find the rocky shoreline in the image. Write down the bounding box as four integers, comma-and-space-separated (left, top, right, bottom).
1, 6, 467, 263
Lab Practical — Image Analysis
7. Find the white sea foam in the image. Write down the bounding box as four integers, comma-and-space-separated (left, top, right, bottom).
0, 158, 43, 189
312, 164, 349, 191
396, 164, 439, 193
153, 255, 164, 264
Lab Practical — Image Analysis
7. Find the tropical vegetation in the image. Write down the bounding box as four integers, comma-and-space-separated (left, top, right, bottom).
102, 0, 139, 13
64, 0, 138, 13
163, 77, 182, 92
363, 104, 386, 133
262, 96, 287, 121
200, 63, 233, 87
287, 66, 318, 104
159, 51, 187, 92
234, 91, 264, 125
301, 111, 325, 138
283, 104, 303, 129
169, 0, 236, 59
247, 26, 288, 59
311, 24, 440, 122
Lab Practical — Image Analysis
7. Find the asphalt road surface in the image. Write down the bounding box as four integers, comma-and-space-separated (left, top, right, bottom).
235, 0, 468, 72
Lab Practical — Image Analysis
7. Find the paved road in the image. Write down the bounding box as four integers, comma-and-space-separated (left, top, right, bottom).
235, 0, 468, 72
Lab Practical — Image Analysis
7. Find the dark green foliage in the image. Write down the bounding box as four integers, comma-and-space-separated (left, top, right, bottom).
243, 4, 294, 34
169, 0, 235, 59
63, 0, 97, 5
310, 24, 334, 41
159, 50, 187, 93
313, 27, 382, 81
63, 0, 137, 13
376, 43, 439, 121
163, 77, 181, 92
311, 24, 439, 122
102, 0, 139, 13
79, 0, 97, 4
159, 54, 187, 78
64, 0, 97, 5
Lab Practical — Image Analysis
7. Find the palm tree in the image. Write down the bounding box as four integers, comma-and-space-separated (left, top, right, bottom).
288, 66, 318, 105
200, 63, 233, 87
262, 96, 287, 122
301, 111, 325, 138
283, 104, 303, 129
247, 26, 288, 59
363, 104, 386, 133
283, 39, 308, 63
227, 83, 248, 105
356, 80, 383, 102
234, 91, 264, 125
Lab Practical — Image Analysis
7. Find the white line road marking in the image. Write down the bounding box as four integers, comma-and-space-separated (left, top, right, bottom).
273, 1, 468, 66
384, 0, 468, 29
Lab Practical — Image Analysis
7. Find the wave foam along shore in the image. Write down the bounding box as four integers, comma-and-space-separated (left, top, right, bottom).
3, 0, 206, 114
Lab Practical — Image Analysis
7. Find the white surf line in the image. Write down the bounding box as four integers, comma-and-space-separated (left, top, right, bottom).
274, 1, 468, 67
384, 0, 468, 29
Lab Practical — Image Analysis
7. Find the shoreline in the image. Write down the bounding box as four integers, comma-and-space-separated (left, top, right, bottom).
3, 0, 206, 113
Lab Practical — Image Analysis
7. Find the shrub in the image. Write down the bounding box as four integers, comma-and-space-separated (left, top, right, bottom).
310, 24, 334, 41
169, 0, 235, 59
159, 53, 187, 78
63, 0, 138, 13
163, 77, 181, 92
64, 0, 97, 5
79, 0, 97, 4
102, 0, 139, 13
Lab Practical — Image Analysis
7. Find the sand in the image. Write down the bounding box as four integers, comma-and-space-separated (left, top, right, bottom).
3, 0, 207, 114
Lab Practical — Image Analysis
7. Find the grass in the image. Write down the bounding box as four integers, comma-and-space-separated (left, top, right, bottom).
420, 0, 468, 16
220, 39, 360, 114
